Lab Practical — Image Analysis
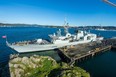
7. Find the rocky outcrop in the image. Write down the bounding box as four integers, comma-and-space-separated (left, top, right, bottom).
49, 62, 90, 77
2, 55, 90, 77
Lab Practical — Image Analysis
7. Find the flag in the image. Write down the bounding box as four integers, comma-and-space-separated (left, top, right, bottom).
2, 35, 7, 38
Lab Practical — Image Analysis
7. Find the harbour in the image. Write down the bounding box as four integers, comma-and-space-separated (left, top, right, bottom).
0, 27, 116, 77
0, 0, 116, 76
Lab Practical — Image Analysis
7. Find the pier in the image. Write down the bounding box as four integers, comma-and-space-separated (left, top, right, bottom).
112, 45, 116, 50
57, 39, 116, 65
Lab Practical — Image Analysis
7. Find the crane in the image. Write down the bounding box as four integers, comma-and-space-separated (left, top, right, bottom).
103, 0, 116, 7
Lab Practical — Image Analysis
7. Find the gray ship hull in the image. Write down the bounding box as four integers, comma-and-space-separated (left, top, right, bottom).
8, 40, 93, 53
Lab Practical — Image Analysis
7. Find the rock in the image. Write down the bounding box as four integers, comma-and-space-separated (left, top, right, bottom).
21, 57, 29, 64
1, 55, 90, 77
10, 57, 22, 63
11, 72, 15, 77
10, 54, 19, 59
19, 64, 26, 69
9, 63, 13, 67
14, 68, 21, 77
30, 56, 41, 63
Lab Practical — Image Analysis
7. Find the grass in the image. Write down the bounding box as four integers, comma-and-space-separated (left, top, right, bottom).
9, 56, 90, 77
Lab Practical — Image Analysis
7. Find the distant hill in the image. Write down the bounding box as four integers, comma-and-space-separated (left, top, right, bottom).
78, 26, 116, 30
0, 23, 116, 30
0, 23, 63, 28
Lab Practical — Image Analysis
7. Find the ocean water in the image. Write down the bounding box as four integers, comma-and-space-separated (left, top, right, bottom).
77, 51, 116, 77
0, 26, 116, 77
0, 26, 75, 64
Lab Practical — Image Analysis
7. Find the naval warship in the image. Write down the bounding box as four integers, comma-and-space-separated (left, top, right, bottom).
7, 21, 103, 53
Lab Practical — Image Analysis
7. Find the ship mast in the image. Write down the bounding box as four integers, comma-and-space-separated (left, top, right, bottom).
64, 17, 69, 34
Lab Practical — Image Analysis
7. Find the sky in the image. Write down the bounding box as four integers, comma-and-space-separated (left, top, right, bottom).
0, 0, 116, 26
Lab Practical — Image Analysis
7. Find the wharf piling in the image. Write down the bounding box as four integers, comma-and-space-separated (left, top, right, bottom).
111, 44, 116, 50
58, 39, 116, 65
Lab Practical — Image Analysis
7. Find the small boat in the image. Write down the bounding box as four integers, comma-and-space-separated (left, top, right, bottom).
96, 25, 106, 31
96, 28, 106, 31
111, 37, 116, 39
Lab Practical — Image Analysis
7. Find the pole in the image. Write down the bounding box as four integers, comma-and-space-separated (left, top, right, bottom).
5, 35, 10, 46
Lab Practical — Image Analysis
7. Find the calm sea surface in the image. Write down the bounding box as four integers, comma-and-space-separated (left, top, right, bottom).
0, 26, 116, 77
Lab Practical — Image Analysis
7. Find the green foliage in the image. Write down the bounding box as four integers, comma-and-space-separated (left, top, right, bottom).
28, 58, 59, 77
48, 62, 90, 77
9, 56, 90, 77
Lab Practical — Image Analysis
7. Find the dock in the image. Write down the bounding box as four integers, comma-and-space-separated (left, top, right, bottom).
57, 39, 116, 66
